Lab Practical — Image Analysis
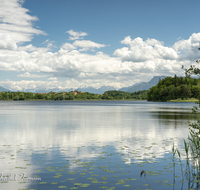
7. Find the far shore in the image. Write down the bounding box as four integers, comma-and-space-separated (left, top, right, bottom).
0, 99, 147, 101
0, 98, 199, 102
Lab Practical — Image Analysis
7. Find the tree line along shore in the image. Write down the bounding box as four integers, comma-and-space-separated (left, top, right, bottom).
0, 90, 147, 101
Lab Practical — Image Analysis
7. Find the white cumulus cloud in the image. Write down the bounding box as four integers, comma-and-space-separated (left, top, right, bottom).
66, 29, 88, 40
61, 43, 76, 51
48, 77, 57, 81
113, 36, 178, 62
17, 72, 47, 78
173, 33, 200, 61
0, 33, 17, 50
73, 40, 107, 51
61, 40, 106, 52
0, 0, 46, 44
0, 29, 200, 91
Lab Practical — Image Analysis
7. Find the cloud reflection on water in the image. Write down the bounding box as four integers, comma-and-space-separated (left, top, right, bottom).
0, 101, 194, 189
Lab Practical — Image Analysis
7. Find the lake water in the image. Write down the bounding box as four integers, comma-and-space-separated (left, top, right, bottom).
0, 100, 198, 190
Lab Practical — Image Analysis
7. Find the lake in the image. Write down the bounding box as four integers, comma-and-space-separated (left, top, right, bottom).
0, 100, 198, 190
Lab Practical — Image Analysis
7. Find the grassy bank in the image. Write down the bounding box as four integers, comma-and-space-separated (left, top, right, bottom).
169, 98, 199, 102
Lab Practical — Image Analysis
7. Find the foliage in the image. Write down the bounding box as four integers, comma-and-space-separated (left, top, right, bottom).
172, 119, 200, 187
147, 75, 200, 101
102, 90, 147, 100
0, 90, 148, 101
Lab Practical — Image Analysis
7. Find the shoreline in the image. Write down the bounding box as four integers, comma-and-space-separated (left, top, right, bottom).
0, 99, 147, 101
1, 99, 198, 102
168, 98, 199, 103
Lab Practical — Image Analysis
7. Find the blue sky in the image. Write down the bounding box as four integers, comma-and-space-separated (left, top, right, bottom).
0, 0, 200, 91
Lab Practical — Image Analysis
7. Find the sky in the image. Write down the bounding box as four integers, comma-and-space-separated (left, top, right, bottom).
0, 0, 200, 91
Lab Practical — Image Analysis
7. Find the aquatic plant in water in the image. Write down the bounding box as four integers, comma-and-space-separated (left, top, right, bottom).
173, 106, 200, 189
173, 60, 200, 188
140, 170, 151, 189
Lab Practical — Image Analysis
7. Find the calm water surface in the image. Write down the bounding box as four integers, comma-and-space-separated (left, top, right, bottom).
0, 101, 198, 190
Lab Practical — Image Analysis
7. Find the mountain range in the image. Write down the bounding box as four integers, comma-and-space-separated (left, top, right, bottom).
0, 86, 11, 92
123, 76, 167, 92
0, 76, 167, 93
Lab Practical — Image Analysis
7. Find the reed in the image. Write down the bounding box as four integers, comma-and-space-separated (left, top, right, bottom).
140, 170, 151, 190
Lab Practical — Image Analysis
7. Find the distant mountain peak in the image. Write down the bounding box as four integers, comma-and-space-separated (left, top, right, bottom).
116, 76, 168, 93
0, 86, 10, 92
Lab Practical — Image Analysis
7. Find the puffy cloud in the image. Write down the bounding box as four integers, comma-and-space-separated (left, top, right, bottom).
48, 77, 57, 81
61, 43, 76, 51
146, 38, 164, 46
0, 1, 199, 91
113, 36, 178, 62
0, 32, 200, 91
17, 72, 47, 78
0, 0, 46, 44
0, 33, 17, 50
0, 49, 56, 72
0, 79, 85, 91
154, 45, 178, 60
17, 44, 51, 53
73, 40, 107, 51
173, 33, 200, 61
66, 29, 88, 40
41, 39, 55, 49
61, 40, 106, 52
173, 33, 200, 52
16, 40, 54, 53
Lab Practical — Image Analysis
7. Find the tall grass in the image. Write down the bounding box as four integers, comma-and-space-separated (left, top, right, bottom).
173, 100, 200, 189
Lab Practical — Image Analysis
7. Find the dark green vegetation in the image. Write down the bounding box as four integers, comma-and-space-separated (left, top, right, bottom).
0, 90, 147, 101
0, 91, 99, 101
147, 75, 200, 101
101, 90, 147, 100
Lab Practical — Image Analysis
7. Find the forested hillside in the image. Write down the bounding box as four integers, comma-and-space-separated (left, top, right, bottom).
147, 75, 200, 101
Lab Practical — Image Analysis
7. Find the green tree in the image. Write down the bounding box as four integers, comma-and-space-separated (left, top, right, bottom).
34, 93, 44, 99
19, 93, 25, 100
147, 75, 200, 101
45, 94, 52, 100
25, 92, 34, 99
1, 92, 7, 100
191, 86, 200, 98
55, 94, 64, 100
8, 93, 13, 99
14, 95, 19, 101
174, 74, 178, 87
68, 95, 74, 100
181, 84, 192, 99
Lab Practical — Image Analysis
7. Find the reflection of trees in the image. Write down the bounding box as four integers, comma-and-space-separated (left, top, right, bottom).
150, 111, 198, 128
